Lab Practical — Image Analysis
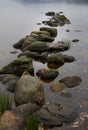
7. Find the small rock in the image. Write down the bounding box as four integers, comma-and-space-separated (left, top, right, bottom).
36, 68, 59, 80
72, 39, 79, 42
45, 11, 55, 16
61, 54, 75, 63
60, 92, 72, 98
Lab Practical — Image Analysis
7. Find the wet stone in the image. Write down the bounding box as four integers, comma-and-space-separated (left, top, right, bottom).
59, 76, 82, 88
33, 100, 79, 128
36, 68, 59, 80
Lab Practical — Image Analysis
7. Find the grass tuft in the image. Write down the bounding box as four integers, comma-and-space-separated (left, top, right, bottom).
0, 93, 13, 115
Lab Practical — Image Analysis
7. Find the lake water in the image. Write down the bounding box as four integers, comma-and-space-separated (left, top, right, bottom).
0, 0, 88, 129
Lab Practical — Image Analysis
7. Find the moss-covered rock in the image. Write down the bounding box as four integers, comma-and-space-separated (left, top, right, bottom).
13, 38, 26, 49
0, 56, 34, 76
40, 27, 57, 38
47, 54, 64, 65
36, 68, 59, 80
23, 41, 49, 52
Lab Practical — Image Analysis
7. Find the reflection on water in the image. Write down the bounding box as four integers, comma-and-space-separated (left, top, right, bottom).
0, 0, 88, 129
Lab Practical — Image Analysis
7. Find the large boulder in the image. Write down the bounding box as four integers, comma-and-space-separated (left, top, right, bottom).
0, 56, 34, 76
59, 76, 82, 88
14, 71, 45, 106
40, 27, 57, 38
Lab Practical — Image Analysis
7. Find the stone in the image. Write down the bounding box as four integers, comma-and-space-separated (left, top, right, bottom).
13, 103, 40, 117
18, 51, 48, 61
6, 79, 17, 92
45, 11, 55, 16
0, 111, 23, 130
21, 36, 37, 50
49, 41, 71, 52
33, 100, 79, 128
0, 56, 34, 76
18, 51, 39, 59
0, 102, 39, 130
59, 76, 82, 88
1, 74, 19, 84
13, 38, 26, 49
23, 41, 49, 52
72, 39, 79, 42
31, 30, 50, 37
47, 54, 64, 65
36, 68, 59, 80
61, 54, 75, 63
50, 82, 66, 93
40, 27, 57, 38
14, 71, 45, 106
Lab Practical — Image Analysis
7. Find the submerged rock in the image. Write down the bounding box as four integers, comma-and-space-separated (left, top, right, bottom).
33, 100, 79, 128
60, 92, 72, 98
59, 76, 82, 88
50, 82, 66, 93
0, 56, 34, 76
36, 68, 59, 80
14, 71, 45, 106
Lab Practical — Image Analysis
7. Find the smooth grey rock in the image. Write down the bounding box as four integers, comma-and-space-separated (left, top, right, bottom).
14, 71, 45, 106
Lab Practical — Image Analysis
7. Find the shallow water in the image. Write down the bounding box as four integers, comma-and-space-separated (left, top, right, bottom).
0, 0, 88, 129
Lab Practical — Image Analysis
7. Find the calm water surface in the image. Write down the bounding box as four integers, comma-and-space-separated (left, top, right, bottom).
0, 0, 88, 129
